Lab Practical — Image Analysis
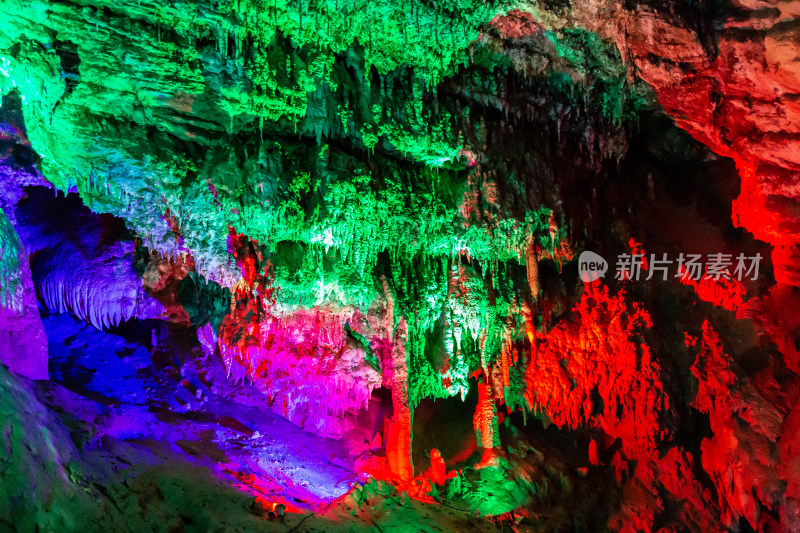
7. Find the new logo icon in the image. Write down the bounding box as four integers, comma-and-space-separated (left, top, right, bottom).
578, 251, 608, 282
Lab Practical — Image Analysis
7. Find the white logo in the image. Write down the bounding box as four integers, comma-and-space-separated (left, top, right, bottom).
579, 251, 608, 282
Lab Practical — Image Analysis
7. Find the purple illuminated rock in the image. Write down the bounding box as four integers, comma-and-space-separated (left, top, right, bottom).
0, 208, 47, 380
14, 188, 165, 331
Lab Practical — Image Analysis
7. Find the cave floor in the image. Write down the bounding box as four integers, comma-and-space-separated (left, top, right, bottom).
44, 311, 357, 509
27, 311, 503, 531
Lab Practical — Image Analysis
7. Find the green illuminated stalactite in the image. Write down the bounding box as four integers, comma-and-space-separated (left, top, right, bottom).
0, 1, 657, 512
0, 0, 642, 287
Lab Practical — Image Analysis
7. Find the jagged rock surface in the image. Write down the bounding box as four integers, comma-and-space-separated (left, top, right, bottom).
1, 0, 800, 530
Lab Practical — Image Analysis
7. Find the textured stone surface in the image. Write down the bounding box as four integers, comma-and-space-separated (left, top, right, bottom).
0, 208, 47, 379
559, 0, 800, 281
3, 0, 800, 530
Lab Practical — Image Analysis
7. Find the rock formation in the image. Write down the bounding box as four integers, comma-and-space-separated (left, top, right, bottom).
0, 0, 799, 530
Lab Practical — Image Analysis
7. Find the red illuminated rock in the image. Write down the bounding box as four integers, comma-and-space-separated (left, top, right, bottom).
565, 0, 800, 284
525, 281, 668, 457
691, 321, 787, 528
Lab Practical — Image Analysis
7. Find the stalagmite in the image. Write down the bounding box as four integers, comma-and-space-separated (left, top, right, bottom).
473, 375, 498, 468
386, 316, 414, 481
526, 236, 540, 301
